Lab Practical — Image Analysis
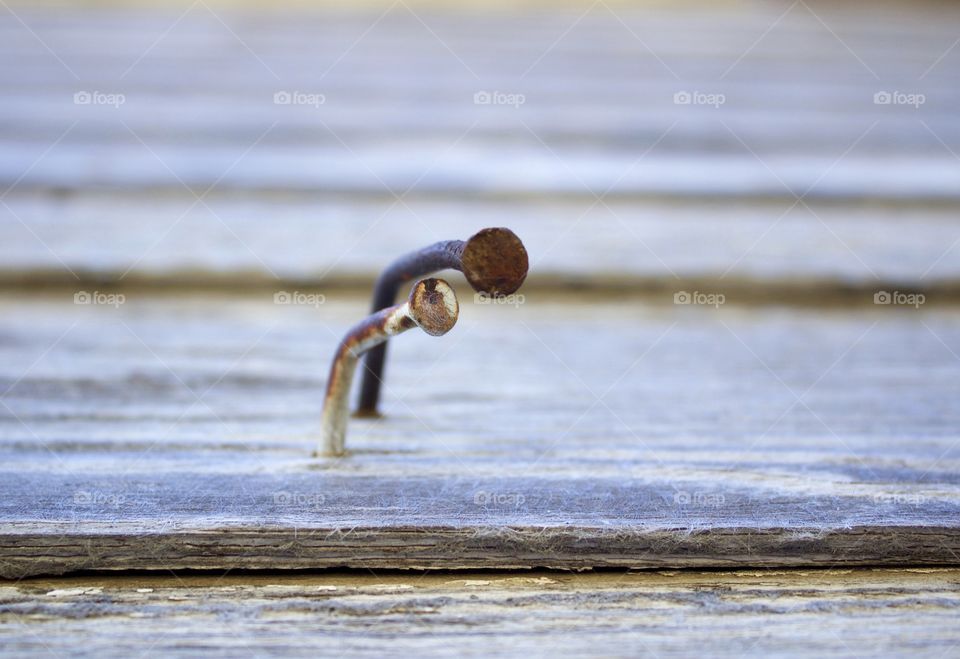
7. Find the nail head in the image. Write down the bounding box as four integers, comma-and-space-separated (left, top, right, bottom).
460, 227, 529, 296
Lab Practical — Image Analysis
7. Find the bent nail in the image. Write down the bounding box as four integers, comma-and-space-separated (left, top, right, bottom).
318, 278, 459, 457
356, 227, 528, 416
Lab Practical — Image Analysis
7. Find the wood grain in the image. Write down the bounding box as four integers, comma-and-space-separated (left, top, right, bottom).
1, 0, 958, 585
4, 5, 955, 158
1, 294, 958, 577
2, 569, 960, 657
4, 193, 959, 291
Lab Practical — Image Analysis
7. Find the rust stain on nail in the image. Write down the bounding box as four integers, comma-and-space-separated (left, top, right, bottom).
460, 227, 529, 296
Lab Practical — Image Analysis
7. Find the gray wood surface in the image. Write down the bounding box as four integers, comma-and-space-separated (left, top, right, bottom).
2, 294, 958, 577
3, 5, 959, 656
4, 193, 960, 292
3, 568, 960, 657
1, 0, 958, 588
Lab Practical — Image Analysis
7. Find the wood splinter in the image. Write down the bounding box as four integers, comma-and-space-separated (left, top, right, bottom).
317, 278, 459, 457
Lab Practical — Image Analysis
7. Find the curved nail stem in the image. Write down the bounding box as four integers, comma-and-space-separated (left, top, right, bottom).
320, 278, 458, 457
356, 228, 528, 416
355, 241, 465, 416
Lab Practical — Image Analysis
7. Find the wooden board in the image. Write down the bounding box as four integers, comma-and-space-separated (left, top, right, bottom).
2, 294, 958, 577
4, 193, 960, 292
4, 6, 959, 202
3, 569, 960, 657
1, 0, 959, 596
3, 5, 959, 293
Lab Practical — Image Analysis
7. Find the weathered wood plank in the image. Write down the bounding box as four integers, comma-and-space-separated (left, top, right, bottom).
3, 4, 959, 63
2, 569, 960, 657
1, 5, 958, 199
3, 193, 960, 289
2, 141, 958, 201
1, 295, 957, 576
8, 101, 958, 153
1, 0, 958, 581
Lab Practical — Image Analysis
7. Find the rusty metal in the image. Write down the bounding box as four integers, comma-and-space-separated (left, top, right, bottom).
356, 227, 528, 416
318, 278, 459, 457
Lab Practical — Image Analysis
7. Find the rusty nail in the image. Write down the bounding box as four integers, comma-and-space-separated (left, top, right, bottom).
356, 227, 528, 417
318, 278, 459, 457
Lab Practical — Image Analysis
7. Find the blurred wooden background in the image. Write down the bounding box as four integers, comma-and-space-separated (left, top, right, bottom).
1, 0, 958, 290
